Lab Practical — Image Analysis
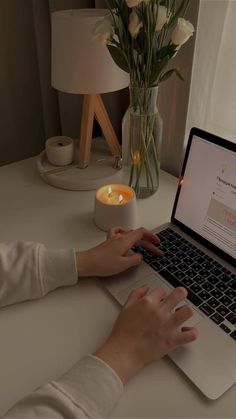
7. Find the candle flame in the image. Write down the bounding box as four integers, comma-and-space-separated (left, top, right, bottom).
118, 194, 124, 204
108, 186, 112, 197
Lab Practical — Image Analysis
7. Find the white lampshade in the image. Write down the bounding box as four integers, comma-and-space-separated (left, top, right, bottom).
51, 9, 129, 94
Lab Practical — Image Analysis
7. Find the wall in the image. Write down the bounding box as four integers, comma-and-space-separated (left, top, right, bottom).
158, 0, 200, 175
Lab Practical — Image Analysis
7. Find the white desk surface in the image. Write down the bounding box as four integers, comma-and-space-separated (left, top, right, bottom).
0, 157, 235, 418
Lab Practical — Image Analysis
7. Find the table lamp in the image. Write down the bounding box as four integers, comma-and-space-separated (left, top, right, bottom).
51, 8, 129, 176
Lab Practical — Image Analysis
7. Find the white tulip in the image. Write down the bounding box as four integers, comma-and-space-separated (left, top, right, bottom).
93, 15, 114, 45
126, 0, 142, 8
171, 18, 194, 47
128, 10, 143, 38
154, 5, 168, 32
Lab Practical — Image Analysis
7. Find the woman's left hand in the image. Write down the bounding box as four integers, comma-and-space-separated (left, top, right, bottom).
76, 227, 163, 278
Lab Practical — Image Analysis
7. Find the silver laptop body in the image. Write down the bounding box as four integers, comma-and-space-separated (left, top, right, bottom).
102, 127, 236, 400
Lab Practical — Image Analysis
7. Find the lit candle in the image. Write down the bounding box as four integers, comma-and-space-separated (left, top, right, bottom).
94, 184, 137, 231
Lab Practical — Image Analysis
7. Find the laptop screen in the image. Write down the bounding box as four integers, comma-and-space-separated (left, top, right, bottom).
172, 128, 236, 265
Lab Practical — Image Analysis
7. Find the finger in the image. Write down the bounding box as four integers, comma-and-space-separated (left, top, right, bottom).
135, 230, 161, 246
137, 239, 164, 256
147, 287, 167, 302
125, 228, 157, 249
173, 327, 198, 346
181, 326, 194, 332
121, 253, 143, 270
164, 287, 188, 311
125, 284, 150, 307
172, 304, 194, 327
107, 227, 125, 239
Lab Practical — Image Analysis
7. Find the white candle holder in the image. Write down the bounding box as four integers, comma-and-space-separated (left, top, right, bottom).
45, 136, 74, 166
94, 184, 137, 232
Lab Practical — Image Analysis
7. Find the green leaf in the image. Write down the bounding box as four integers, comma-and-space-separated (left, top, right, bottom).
159, 68, 184, 82
175, 68, 184, 81
156, 44, 177, 60
107, 45, 130, 73
149, 58, 169, 86
159, 69, 175, 82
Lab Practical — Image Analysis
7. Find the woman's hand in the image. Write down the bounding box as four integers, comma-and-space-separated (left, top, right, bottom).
94, 285, 197, 384
76, 227, 197, 384
76, 227, 163, 277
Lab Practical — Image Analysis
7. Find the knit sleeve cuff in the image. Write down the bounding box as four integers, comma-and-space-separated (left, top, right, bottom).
38, 246, 78, 295
52, 355, 124, 418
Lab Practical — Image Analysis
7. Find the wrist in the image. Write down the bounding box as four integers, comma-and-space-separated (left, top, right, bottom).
76, 250, 92, 277
94, 337, 143, 385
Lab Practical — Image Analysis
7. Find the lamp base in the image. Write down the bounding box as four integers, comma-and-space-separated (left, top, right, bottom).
37, 137, 126, 191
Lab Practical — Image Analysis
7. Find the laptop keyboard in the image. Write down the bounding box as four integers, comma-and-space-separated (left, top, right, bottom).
132, 227, 236, 341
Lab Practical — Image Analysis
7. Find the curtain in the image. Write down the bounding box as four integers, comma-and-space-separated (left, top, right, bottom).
0, 0, 60, 166
186, 0, 236, 144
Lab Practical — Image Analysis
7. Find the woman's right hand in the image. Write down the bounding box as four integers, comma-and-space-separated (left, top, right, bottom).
94, 285, 198, 384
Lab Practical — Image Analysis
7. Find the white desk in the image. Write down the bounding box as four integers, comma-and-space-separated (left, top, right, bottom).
0, 157, 235, 417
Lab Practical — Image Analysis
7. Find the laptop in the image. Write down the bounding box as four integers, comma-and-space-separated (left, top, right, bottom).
102, 127, 236, 400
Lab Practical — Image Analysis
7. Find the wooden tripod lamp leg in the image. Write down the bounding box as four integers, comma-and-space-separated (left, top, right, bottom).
78, 94, 121, 169
94, 94, 121, 157
78, 95, 95, 168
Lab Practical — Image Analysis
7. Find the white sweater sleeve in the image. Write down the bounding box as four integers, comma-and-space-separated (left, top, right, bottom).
0, 241, 78, 308
0, 243, 124, 418
3, 355, 124, 419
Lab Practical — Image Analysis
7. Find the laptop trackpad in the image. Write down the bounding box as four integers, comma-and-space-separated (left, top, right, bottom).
112, 271, 203, 328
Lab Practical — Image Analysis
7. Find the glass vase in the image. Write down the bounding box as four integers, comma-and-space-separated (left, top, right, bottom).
122, 86, 163, 199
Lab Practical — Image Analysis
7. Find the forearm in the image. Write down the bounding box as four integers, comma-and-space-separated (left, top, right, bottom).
0, 242, 78, 308
3, 355, 123, 419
